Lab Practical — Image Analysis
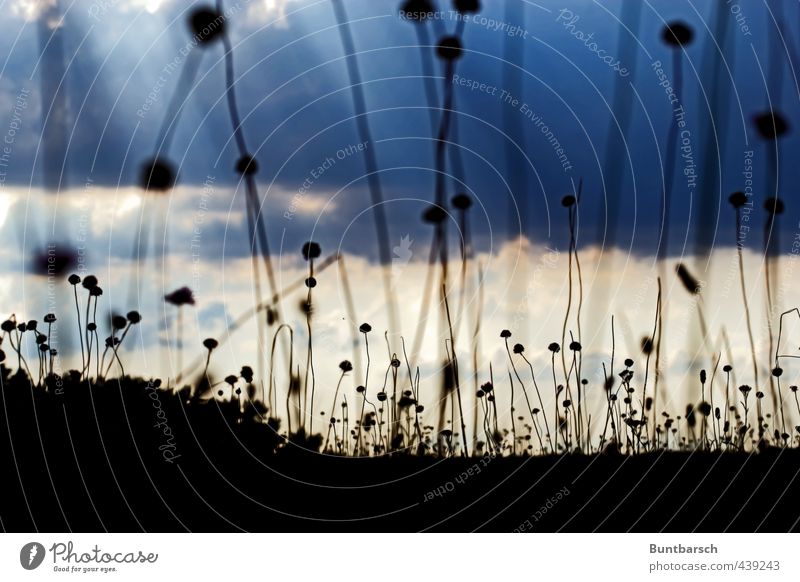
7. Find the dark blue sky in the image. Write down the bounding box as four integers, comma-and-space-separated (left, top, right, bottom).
1, 0, 799, 260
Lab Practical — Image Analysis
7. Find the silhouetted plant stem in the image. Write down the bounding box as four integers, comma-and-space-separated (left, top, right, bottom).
642, 280, 661, 447
413, 22, 439, 137
357, 328, 371, 455
504, 339, 540, 454
734, 205, 759, 388
442, 284, 468, 457
331, 0, 400, 340
174, 254, 338, 385
709, 355, 721, 449
82, 294, 94, 381
400, 337, 424, 451
338, 256, 363, 384
269, 324, 293, 417
305, 258, 316, 436
71, 283, 85, 372
324, 369, 348, 451
550, 350, 560, 450
763, 201, 781, 420
470, 262, 484, 454
410, 228, 441, 366
507, 368, 516, 455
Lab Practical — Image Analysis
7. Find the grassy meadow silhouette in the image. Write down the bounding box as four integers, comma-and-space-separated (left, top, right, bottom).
3, 0, 800, 531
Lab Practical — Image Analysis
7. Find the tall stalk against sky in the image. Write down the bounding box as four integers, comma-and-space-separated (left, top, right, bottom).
758, 2, 790, 421
331, 0, 400, 343
214, 0, 283, 371
588, 0, 642, 329
656, 21, 693, 418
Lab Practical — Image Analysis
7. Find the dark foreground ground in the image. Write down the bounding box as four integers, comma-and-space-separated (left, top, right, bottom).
2, 372, 799, 532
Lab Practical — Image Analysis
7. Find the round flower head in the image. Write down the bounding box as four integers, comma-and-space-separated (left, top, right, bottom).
437, 36, 463, 61
548, 342, 560, 353
676, 263, 701, 295
569, 341, 582, 352
624, 358, 634, 367
764, 197, 785, 216
31, 246, 76, 277
339, 360, 353, 373
422, 205, 446, 224
235, 154, 258, 176
302, 241, 321, 260
662, 21, 694, 47
359, 323, 372, 333
241, 366, 254, 383
753, 111, 789, 140
164, 287, 195, 306
139, 158, 176, 191
111, 314, 127, 330
729, 191, 747, 209
500, 329, 511, 338
127, 310, 142, 324
305, 277, 317, 288
561, 195, 576, 208
225, 375, 238, 386
189, 7, 225, 46
1, 320, 15, 333
513, 343, 525, 354
68, 274, 81, 285
203, 338, 219, 350
452, 193, 472, 210
82, 275, 99, 290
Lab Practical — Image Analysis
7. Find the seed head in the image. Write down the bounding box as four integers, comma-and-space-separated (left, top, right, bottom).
729, 191, 748, 209
235, 154, 258, 176
451, 193, 472, 210
436, 35, 463, 61
139, 157, 175, 191
662, 21, 694, 47
302, 241, 321, 261
188, 7, 225, 45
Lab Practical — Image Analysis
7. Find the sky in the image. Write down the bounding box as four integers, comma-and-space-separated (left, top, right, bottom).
1, 0, 800, 431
